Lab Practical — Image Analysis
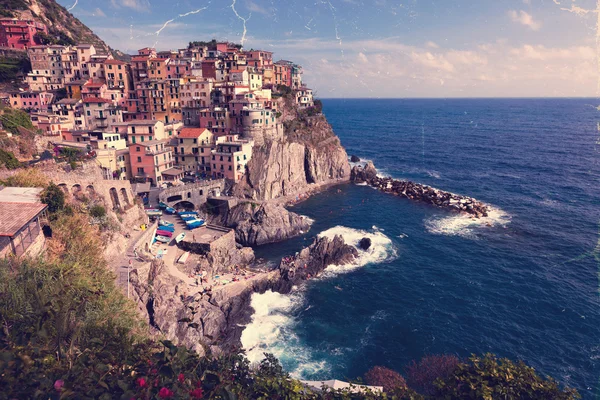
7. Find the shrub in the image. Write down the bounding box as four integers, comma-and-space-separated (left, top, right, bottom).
365, 366, 408, 393
0, 148, 20, 169
433, 353, 580, 399
0, 167, 49, 187
0, 108, 34, 134
89, 204, 106, 218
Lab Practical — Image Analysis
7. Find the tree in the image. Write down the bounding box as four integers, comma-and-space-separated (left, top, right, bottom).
89, 204, 106, 218
41, 182, 65, 213
433, 353, 580, 399
405, 354, 459, 395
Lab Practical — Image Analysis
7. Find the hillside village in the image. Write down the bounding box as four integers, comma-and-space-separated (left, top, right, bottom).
0, 19, 316, 186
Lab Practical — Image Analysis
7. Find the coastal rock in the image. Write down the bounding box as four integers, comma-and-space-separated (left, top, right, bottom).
223, 202, 312, 246
350, 155, 361, 162
234, 109, 351, 201
359, 237, 372, 250
351, 161, 489, 218
351, 161, 378, 183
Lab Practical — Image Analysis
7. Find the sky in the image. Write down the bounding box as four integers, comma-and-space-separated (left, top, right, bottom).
56, 0, 600, 98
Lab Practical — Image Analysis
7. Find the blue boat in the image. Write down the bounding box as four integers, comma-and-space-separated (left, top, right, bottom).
187, 220, 205, 230
158, 202, 167, 209
165, 206, 176, 214
178, 210, 198, 217
159, 219, 174, 228
180, 215, 197, 221
157, 225, 175, 232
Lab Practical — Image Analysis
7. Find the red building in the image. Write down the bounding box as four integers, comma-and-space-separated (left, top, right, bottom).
0, 18, 47, 50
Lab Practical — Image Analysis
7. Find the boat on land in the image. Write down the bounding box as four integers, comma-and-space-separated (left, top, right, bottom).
158, 202, 167, 209
175, 232, 186, 243
154, 235, 171, 243
178, 251, 190, 264
158, 225, 175, 232
187, 219, 206, 229
165, 206, 176, 214
159, 219, 174, 228
156, 229, 173, 237
178, 211, 198, 217
145, 209, 162, 217
180, 215, 198, 221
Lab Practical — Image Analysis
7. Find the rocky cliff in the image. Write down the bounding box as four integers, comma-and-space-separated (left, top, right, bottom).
2, 0, 124, 57
130, 234, 358, 354
220, 202, 312, 246
234, 98, 351, 201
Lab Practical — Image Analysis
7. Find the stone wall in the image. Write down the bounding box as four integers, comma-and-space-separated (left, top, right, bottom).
158, 180, 225, 210
178, 225, 235, 256
133, 221, 158, 254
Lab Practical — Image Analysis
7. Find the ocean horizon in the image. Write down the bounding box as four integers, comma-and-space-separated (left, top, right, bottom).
243, 97, 600, 398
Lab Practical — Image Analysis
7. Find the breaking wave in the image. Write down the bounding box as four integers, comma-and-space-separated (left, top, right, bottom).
317, 225, 398, 276
241, 226, 397, 378
425, 206, 511, 238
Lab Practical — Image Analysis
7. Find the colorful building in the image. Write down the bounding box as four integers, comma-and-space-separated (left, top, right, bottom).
0, 18, 47, 49
129, 139, 174, 185
211, 135, 253, 182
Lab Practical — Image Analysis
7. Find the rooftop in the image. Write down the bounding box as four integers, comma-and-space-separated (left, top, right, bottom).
178, 127, 211, 138
0, 187, 43, 204
161, 168, 184, 176
0, 202, 47, 237
193, 224, 231, 244
83, 97, 111, 104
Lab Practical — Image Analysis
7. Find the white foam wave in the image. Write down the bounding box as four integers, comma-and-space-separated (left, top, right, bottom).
317, 226, 397, 276
240, 289, 332, 378
425, 206, 511, 238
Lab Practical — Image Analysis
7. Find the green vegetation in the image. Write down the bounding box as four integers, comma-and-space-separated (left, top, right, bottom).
89, 204, 106, 219
0, 148, 20, 169
189, 39, 218, 49
0, 108, 35, 135
34, 30, 75, 46
0, 0, 28, 12
40, 182, 66, 213
0, 168, 49, 187
0, 54, 31, 82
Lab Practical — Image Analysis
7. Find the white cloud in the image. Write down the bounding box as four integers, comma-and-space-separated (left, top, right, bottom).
94, 8, 106, 17
110, 0, 150, 12
508, 10, 542, 31
426, 41, 439, 49
245, 0, 271, 16
245, 36, 596, 97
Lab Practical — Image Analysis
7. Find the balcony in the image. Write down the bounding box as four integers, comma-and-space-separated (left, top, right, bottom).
95, 115, 107, 120
145, 148, 170, 155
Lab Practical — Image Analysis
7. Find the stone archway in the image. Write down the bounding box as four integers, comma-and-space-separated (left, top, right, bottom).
71, 184, 82, 195
167, 194, 183, 203
172, 200, 195, 211
86, 185, 95, 196
58, 183, 68, 194
120, 188, 131, 206
109, 188, 121, 209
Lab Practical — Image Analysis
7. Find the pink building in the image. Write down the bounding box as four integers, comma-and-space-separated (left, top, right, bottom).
0, 18, 47, 49
9, 90, 53, 111
211, 135, 254, 182
129, 139, 174, 185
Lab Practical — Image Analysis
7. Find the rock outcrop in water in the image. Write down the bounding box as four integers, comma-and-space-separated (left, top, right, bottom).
234, 98, 351, 201
130, 234, 358, 354
351, 162, 489, 218
221, 202, 312, 246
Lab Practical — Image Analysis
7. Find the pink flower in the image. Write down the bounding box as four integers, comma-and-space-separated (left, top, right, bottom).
137, 377, 147, 388
54, 379, 64, 391
190, 387, 204, 399
158, 387, 174, 398
177, 373, 185, 383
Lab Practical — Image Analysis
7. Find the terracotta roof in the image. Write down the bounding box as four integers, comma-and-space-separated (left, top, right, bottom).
104, 59, 127, 65
178, 128, 211, 138
84, 81, 105, 88
83, 97, 111, 104
0, 202, 47, 237
131, 56, 149, 62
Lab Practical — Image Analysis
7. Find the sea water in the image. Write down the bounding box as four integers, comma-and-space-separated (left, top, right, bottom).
243, 98, 600, 397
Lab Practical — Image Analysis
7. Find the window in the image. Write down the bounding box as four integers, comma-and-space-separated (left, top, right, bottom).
182, 157, 185, 161
199, 190, 203, 195
179, 138, 183, 144
193, 138, 197, 144
132, 136, 136, 143
137, 156, 142, 162
228, 165, 232, 171
137, 167, 144, 173
136, 146, 141, 152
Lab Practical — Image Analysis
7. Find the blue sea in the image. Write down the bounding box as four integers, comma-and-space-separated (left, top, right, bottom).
241, 98, 600, 397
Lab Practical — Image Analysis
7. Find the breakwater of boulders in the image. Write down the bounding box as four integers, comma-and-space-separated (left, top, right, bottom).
350, 161, 489, 218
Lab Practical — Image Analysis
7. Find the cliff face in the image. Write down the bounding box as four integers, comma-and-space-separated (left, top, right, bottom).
222, 202, 312, 246
234, 99, 351, 201
3, 0, 123, 57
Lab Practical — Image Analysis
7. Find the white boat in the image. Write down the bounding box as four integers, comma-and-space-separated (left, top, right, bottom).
175, 232, 186, 243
